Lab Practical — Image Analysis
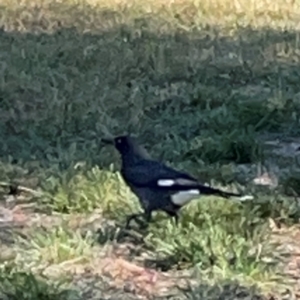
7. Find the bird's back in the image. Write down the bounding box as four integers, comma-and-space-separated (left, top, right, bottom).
121, 157, 196, 189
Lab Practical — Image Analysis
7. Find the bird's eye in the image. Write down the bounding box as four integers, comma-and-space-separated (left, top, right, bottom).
116, 139, 122, 144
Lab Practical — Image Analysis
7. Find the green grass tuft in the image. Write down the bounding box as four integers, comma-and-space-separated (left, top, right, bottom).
0, 265, 79, 300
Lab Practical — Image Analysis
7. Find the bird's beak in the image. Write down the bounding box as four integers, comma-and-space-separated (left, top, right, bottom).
101, 137, 114, 144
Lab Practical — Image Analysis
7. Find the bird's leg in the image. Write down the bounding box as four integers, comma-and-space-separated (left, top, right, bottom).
138, 210, 152, 229
144, 209, 152, 223
126, 209, 153, 230
125, 210, 153, 229
125, 213, 144, 229
165, 209, 179, 225
173, 213, 179, 225
170, 212, 179, 225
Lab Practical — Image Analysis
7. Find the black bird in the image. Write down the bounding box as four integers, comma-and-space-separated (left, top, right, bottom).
102, 135, 252, 228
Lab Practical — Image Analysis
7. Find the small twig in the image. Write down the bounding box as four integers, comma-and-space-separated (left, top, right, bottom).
0, 182, 44, 197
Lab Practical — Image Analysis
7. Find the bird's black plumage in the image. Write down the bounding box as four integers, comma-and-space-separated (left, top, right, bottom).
102, 135, 249, 228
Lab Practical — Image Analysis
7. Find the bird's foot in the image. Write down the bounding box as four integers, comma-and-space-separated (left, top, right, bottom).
125, 213, 151, 231
125, 213, 144, 229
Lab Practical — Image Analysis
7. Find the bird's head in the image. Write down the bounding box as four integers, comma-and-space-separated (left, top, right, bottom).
102, 135, 133, 153
102, 135, 151, 160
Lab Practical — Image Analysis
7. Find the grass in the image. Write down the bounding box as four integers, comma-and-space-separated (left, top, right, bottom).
1, 0, 300, 298
16, 227, 95, 265
0, 265, 79, 300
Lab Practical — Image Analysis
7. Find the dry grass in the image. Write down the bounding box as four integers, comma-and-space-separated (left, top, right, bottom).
1, 0, 300, 34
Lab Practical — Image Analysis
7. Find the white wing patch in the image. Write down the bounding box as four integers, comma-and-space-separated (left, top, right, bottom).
157, 179, 175, 186
171, 189, 200, 206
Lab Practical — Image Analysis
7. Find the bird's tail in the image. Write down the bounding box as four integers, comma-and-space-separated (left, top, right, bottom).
198, 185, 253, 201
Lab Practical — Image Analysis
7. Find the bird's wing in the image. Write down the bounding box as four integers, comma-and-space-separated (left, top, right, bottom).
122, 159, 201, 189
122, 159, 243, 198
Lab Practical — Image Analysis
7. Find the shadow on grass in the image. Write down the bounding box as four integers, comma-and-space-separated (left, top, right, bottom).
0, 18, 300, 214
96, 222, 146, 246
0, 12, 300, 169
0, 5, 297, 298
95, 220, 198, 273
0, 13, 295, 283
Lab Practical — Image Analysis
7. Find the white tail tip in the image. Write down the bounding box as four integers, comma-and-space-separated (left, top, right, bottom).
238, 195, 254, 201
